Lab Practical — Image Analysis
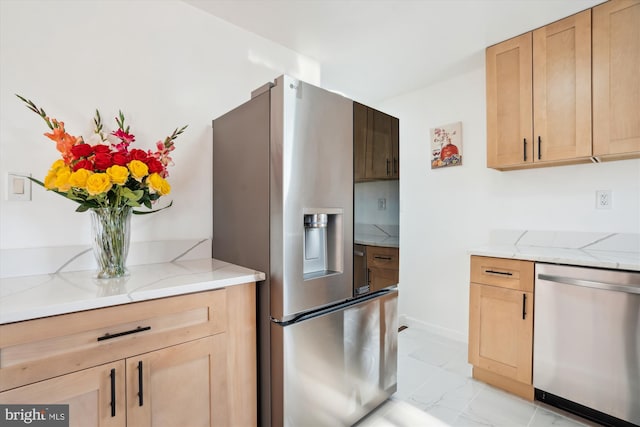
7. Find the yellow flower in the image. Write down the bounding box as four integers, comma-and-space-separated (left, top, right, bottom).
44, 169, 58, 189
147, 173, 171, 196
54, 166, 72, 192
86, 173, 112, 195
128, 160, 148, 181
106, 165, 129, 185
49, 159, 66, 172
68, 168, 92, 189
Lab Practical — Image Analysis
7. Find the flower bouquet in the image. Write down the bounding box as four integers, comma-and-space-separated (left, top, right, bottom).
17, 94, 187, 278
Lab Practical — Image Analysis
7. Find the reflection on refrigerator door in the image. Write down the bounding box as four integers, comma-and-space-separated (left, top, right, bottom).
272, 289, 398, 427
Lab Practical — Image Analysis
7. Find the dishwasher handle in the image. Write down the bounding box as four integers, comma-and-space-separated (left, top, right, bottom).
538, 273, 640, 295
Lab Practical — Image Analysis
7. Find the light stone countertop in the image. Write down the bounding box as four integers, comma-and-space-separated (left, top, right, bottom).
0, 258, 265, 324
469, 245, 640, 271
355, 223, 399, 248
469, 230, 640, 272
355, 234, 400, 248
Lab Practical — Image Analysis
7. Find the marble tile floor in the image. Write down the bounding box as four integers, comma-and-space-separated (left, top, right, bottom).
356, 327, 602, 427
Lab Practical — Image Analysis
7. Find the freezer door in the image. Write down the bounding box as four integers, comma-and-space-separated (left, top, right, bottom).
271, 289, 398, 427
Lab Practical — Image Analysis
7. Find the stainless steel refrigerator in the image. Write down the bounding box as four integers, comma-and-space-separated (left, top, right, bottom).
212, 75, 398, 427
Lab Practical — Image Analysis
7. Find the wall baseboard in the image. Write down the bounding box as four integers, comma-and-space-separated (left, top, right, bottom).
400, 315, 467, 344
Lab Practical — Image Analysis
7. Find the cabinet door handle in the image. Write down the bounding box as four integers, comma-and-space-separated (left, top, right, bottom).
367, 268, 371, 285
484, 269, 513, 276
138, 361, 144, 407
110, 368, 116, 417
386, 159, 391, 175
97, 326, 151, 342
374, 256, 392, 260
537, 136, 541, 160
523, 138, 527, 162
522, 293, 527, 320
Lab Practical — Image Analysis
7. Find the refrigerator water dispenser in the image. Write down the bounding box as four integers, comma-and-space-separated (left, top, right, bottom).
303, 210, 343, 279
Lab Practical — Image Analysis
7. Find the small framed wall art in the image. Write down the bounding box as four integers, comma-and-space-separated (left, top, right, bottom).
430, 121, 462, 169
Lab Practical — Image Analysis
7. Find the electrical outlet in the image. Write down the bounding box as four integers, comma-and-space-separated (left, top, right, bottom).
596, 190, 612, 209
377, 198, 386, 210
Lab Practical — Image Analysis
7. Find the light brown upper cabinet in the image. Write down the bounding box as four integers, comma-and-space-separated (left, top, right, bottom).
487, 10, 592, 170
354, 102, 399, 181
533, 10, 592, 163
486, 33, 533, 168
593, 0, 640, 159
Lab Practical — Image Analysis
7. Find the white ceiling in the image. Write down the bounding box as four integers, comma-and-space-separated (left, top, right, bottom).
184, 0, 604, 104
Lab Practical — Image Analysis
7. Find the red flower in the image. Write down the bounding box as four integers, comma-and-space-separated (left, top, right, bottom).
94, 152, 113, 170
112, 152, 130, 166
73, 159, 94, 171
93, 144, 111, 154
146, 157, 164, 174
112, 129, 135, 143
71, 143, 94, 159
129, 148, 148, 161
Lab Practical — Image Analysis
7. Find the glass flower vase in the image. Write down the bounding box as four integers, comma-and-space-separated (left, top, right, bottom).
90, 206, 132, 279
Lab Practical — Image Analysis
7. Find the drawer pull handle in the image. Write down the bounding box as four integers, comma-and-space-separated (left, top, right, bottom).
110, 368, 116, 417
538, 136, 542, 160
138, 361, 144, 407
98, 326, 151, 342
484, 269, 512, 276
522, 293, 527, 320
374, 256, 393, 260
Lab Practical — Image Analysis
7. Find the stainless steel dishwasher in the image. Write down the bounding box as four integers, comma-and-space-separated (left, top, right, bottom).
534, 263, 640, 427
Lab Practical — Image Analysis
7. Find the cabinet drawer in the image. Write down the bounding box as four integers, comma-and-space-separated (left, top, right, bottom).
0, 289, 226, 392
367, 246, 399, 269
470, 256, 533, 292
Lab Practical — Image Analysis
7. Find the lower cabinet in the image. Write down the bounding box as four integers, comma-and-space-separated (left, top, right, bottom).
468, 256, 534, 400
1, 361, 127, 427
0, 283, 257, 427
127, 335, 223, 427
367, 246, 399, 292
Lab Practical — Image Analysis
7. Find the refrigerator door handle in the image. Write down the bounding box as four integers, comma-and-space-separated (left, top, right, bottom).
281, 289, 395, 326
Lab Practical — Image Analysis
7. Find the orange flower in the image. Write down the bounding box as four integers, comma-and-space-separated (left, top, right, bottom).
44, 119, 79, 163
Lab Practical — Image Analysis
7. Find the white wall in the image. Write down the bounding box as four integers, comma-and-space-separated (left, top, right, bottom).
378, 62, 640, 342
0, 0, 319, 250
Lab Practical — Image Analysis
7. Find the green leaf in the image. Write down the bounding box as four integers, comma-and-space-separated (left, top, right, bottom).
133, 200, 173, 215
120, 187, 143, 202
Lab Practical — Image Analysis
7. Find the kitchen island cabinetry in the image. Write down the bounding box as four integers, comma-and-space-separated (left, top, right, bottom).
468, 256, 534, 400
354, 102, 399, 181
0, 283, 257, 427
593, 0, 640, 159
487, 10, 591, 170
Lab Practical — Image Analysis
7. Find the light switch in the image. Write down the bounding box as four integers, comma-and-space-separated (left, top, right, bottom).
12, 177, 25, 194
6, 172, 31, 201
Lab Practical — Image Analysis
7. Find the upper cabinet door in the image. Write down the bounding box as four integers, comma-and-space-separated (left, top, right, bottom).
533, 10, 592, 162
365, 108, 393, 179
486, 33, 533, 168
391, 117, 399, 179
593, 0, 640, 157
354, 102, 368, 181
